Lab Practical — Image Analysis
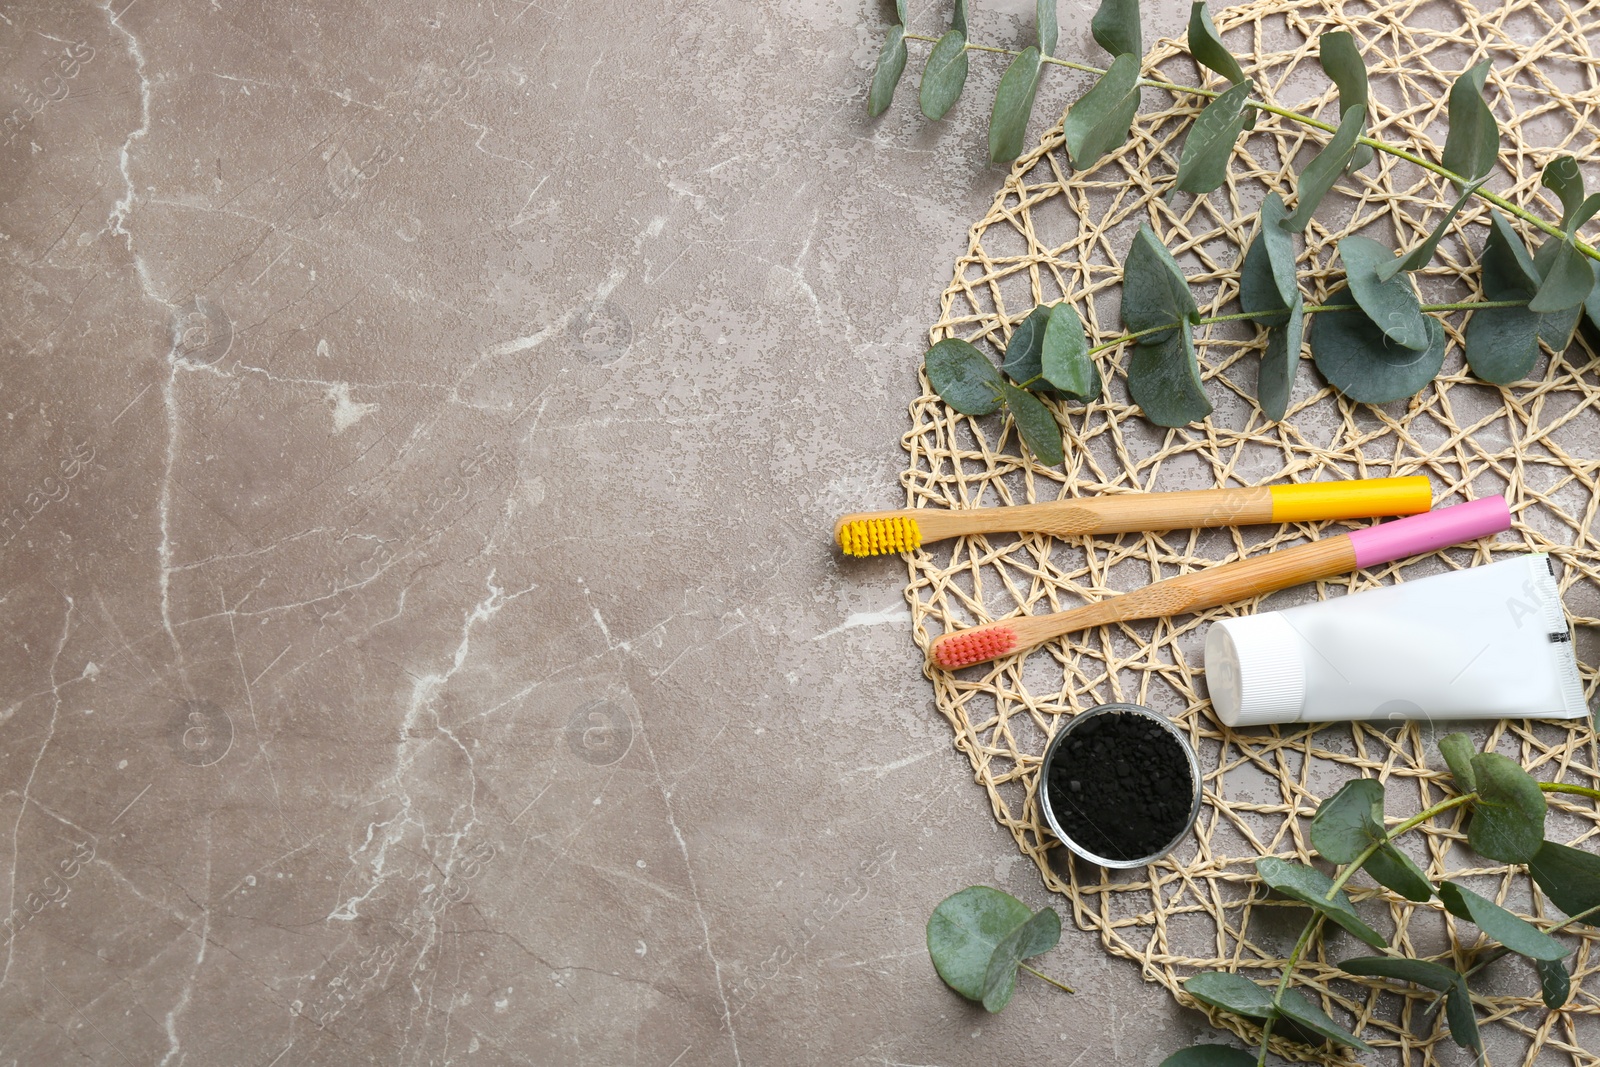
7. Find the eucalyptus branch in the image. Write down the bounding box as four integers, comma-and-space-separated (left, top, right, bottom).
1019, 962, 1077, 994
897, 31, 1600, 261
1539, 781, 1600, 802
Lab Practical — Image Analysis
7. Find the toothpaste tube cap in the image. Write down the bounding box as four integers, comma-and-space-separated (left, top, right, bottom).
1205, 614, 1308, 727
1346, 495, 1511, 569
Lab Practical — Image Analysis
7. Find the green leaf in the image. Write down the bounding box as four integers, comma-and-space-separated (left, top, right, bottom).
1174, 81, 1254, 195
1531, 237, 1585, 346
925, 886, 1033, 1001
1130, 320, 1212, 427
980, 905, 1061, 1011
1587, 260, 1600, 335
919, 31, 970, 121
1001, 382, 1064, 466
1379, 175, 1489, 279
1041, 303, 1100, 400
1312, 778, 1386, 864
1121, 223, 1198, 343
1438, 733, 1478, 793
1276, 988, 1372, 1051
953, 0, 968, 35
1091, 0, 1141, 59
1037, 0, 1058, 56
1467, 752, 1546, 863
1283, 106, 1366, 230
1182, 971, 1274, 1019
1444, 983, 1483, 1057
1566, 193, 1600, 236
1364, 842, 1433, 902
1527, 840, 1600, 922
1464, 303, 1541, 385
1240, 192, 1297, 325
1309, 298, 1446, 405
1529, 238, 1596, 314
1062, 54, 1142, 169
1339, 235, 1430, 350
1441, 60, 1499, 183
1160, 1047, 1257, 1067
1468, 213, 1569, 378
1319, 31, 1373, 172
1188, 2, 1247, 85
1340, 955, 1460, 992
868, 26, 909, 116
926, 338, 1004, 415
895, 0, 907, 23
1001, 304, 1061, 395
1481, 212, 1541, 297
1536, 958, 1572, 1009
1436, 880, 1569, 961
1255, 856, 1387, 948
1258, 297, 1304, 422
989, 47, 1043, 164
1542, 155, 1585, 228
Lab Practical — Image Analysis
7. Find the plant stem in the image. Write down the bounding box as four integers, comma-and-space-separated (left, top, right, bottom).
898, 34, 1600, 262
1250, 793, 1476, 1063
1079, 300, 1527, 356
1019, 962, 1076, 994
1539, 781, 1600, 802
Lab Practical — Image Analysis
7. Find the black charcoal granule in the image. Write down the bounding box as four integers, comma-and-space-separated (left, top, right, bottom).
1046, 711, 1193, 862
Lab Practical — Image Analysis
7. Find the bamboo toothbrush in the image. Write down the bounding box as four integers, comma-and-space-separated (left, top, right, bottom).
835, 477, 1432, 557
927, 496, 1512, 671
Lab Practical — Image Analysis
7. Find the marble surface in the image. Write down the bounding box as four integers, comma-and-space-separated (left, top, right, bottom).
0, 0, 1214, 1063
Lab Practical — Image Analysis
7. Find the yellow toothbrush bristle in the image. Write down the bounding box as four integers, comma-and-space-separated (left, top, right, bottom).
838, 516, 922, 556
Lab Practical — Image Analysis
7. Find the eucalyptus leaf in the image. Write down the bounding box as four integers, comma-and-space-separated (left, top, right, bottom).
1309, 298, 1447, 405
1527, 840, 1600, 921
953, 0, 969, 35
1441, 59, 1499, 183
1283, 106, 1366, 230
1091, 0, 1141, 60
1481, 212, 1541, 296
1472, 212, 1573, 368
1129, 320, 1212, 427
1063, 54, 1142, 169
989, 47, 1043, 164
1464, 301, 1542, 384
1174, 81, 1254, 194
895, 0, 907, 24
1188, 1, 1248, 85
868, 26, 909, 116
1255, 856, 1387, 948
1121, 223, 1198, 343
1438, 733, 1478, 793
1466, 751, 1546, 864
1444, 983, 1483, 1058
1363, 842, 1434, 903
925, 886, 1034, 1001
1001, 304, 1061, 395
1542, 155, 1585, 228
1339, 235, 1430, 349
1182, 971, 1274, 1019
926, 338, 1004, 415
919, 31, 970, 121
1001, 382, 1065, 466
1531, 237, 1585, 346
1160, 1047, 1257, 1067
1311, 777, 1386, 864
1436, 880, 1569, 961
1566, 192, 1600, 235
980, 904, 1061, 1011
1276, 988, 1371, 1051
1379, 175, 1489, 279
1528, 238, 1596, 314
1588, 260, 1600, 335
1536, 958, 1572, 1009
1258, 298, 1304, 422
1240, 192, 1297, 323
1340, 955, 1460, 992
1319, 31, 1373, 171
1042, 302, 1100, 400
1037, 0, 1058, 57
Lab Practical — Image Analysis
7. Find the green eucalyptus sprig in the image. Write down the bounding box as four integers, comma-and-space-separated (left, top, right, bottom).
880, 1, 1600, 449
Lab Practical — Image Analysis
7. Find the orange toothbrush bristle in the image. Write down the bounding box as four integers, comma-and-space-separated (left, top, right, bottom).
931, 625, 1020, 669
837, 515, 922, 557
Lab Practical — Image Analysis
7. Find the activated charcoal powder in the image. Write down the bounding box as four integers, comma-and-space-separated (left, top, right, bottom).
1045, 707, 1195, 863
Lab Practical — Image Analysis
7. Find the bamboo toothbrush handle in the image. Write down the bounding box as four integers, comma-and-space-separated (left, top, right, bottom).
987, 536, 1360, 651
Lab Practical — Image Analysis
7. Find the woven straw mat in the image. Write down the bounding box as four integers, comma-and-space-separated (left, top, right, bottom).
903, 0, 1600, 1063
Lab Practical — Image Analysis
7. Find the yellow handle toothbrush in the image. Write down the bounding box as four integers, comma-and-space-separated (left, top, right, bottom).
834, 477, 1432, 557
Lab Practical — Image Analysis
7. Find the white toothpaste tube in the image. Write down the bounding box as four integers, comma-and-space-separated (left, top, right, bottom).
1205, 554, 1588, 727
